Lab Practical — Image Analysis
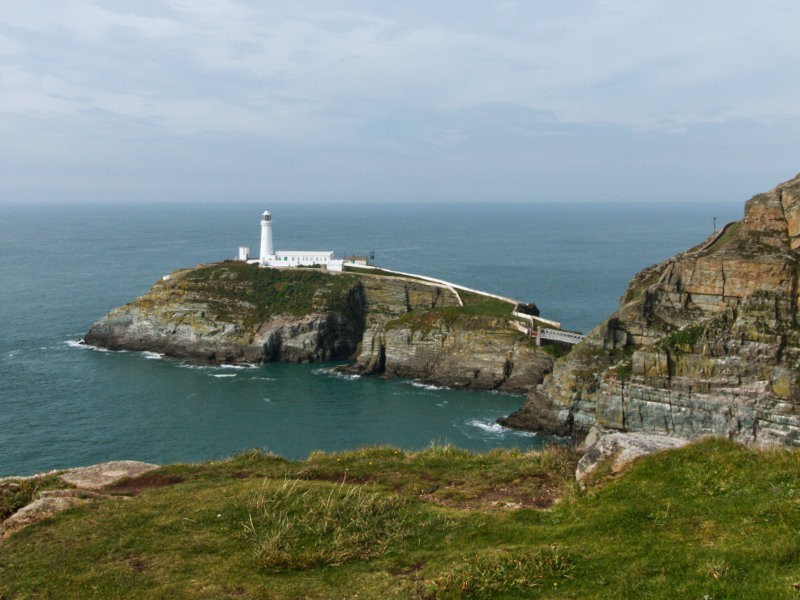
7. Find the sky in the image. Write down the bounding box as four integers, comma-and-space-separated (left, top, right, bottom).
1, 0, 799, 205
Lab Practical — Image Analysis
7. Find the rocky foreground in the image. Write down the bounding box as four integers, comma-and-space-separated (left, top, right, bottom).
85, 264, 552, 393
502, 172, 800, 446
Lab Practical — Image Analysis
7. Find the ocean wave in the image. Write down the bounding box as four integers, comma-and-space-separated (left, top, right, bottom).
312, 367, 361, 380
410, 381, 449, 391
466, 419, 537, 438
211, 373, 237, 378
141, 351, 164, 360
64, 339, 111, 352
488, 389, 524, 398
177, 361, 260, 371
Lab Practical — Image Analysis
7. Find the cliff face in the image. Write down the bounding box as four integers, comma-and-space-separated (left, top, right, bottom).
381, 318, 550, 393
85, 263, 365, 364
86, 264, 551, 393
502, 173, 800, 446
337, 276, 549, 393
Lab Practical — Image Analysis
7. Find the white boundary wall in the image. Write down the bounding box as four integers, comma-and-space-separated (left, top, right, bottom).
343, 263, 562, 328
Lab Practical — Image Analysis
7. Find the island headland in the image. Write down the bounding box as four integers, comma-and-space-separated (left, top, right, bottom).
84, 261, 562, 394
501, 172, 800, 447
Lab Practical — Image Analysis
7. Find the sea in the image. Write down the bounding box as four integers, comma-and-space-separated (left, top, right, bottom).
0, 199, 741, 476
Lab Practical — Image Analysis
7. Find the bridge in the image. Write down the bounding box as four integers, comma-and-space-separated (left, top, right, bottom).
511, 321, 585, 346
537, 327, 585, 346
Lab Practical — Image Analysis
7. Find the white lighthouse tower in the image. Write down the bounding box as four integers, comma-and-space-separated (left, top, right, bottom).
259, 210, 274, 263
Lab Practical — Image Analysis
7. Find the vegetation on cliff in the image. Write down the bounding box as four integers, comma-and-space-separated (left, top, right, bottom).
508, 172, 800, 445
138, 262, 361, 327
87, 262, 555, 391
2, 440, 800, 598
382, 288, 533, 345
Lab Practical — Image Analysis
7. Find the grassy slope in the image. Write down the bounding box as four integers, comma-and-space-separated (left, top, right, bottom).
140, 262, 360, 327
153, 263, 522, 331
384, 289, 522, 337
3, 440, 800, 599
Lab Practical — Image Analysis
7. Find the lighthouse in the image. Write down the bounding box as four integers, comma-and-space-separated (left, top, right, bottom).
259, 210, 274, 263
247, 209, 336, 268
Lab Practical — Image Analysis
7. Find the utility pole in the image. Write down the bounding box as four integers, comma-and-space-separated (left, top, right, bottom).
713, 216, 717, 234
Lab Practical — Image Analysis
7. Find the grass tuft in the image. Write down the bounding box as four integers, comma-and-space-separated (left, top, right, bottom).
243, 479, 439, 570
424, 546, 574, 598
0, 475, 68, 520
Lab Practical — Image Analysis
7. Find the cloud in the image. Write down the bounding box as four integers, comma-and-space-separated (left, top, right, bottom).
0, 1, 184, 39
1, 0, 798, 137
0, 0, 798, 205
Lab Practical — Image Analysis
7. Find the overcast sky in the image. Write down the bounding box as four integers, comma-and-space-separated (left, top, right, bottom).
1, 0, 799, 205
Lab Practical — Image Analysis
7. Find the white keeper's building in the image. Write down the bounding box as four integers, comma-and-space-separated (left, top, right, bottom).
238, 211, 343, 271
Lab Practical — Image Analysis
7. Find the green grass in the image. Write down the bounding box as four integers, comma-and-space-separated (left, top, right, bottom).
343, 269, 518, 319
704, 221, 743, 253
425, 547, 575, 598
0, 475, 69, 520
150, 262, 360, 327
243, 479, 440, 570
457, 289, 516, 317
539, 343, 571, 359
384, 290, 518, 334
3, 440, 800, 598
342, 266, 426, 281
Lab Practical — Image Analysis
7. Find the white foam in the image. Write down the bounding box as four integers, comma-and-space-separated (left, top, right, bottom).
467, 419, 537, 437
65, 339, 110, 352
488, 389, 523, 398
141, 351, 164, 360
410, 381, 449, 391
220, 363, 257, 370
468, 420, 506, 435
211, 373, 236, 378
251, 376, 277, 382
312, 367, 361, 380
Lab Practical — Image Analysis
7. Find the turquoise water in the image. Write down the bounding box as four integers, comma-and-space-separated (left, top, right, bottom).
0, 200, 741, 476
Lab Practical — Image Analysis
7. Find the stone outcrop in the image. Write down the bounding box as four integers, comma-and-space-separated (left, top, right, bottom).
85, 263, 366, 364
377, 315, 551, 393
574, 429, 689, 482
341, 276, 551, 393
502, 172, 800, 446
86, 264, 552, 393
0, 461, 158, 543
59, 461, 160, 490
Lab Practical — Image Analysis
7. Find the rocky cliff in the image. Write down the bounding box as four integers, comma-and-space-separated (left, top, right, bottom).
501, 172, 800, 446
86, 263, 552, 393
85, 263, 365, 364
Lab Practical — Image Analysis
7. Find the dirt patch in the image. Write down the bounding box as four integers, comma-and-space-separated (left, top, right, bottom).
105, 474, 185, 496
391, 562, 425, 576
419, 476, 565, 511
129, 557, 148, 573
297, 471, 376, 485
